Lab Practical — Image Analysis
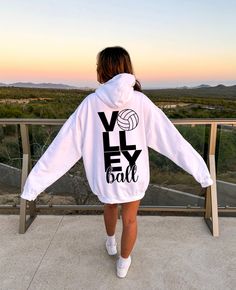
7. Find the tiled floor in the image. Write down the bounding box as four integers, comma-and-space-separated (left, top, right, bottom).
0, 215, 236, 290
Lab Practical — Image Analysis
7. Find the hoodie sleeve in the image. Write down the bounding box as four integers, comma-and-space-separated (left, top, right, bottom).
20, 107, 83, 201
144, 97, 213, 188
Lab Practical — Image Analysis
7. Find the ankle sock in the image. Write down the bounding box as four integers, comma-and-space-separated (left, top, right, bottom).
107, 234, 116, 245
119, 255, 131, 267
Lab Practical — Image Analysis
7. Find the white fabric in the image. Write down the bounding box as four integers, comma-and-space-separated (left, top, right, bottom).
21, 73, 213, 203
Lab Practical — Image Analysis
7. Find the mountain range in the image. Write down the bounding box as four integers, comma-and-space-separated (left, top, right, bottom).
0, 82, 92, 90
0, 82, 235, 90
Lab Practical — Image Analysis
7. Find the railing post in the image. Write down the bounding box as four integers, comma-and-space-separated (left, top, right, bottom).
19, 124, 37, 234
204, 123, 219, 237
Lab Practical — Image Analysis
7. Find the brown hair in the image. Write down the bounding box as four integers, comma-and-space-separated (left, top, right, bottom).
96, 46, 142, 92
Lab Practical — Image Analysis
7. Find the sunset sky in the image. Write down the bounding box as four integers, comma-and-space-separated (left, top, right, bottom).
0, 0, 236, 88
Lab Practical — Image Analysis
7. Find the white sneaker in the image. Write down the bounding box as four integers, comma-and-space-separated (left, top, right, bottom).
116, 256, 131, 278
105, 239, 117, 255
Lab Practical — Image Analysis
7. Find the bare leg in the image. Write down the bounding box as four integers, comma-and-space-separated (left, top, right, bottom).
103, 203, 118, 236
121, 199, 140, 258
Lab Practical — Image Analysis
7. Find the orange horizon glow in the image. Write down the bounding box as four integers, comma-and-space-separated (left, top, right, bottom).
1, 1, 236, 87
1, 54, 235, 86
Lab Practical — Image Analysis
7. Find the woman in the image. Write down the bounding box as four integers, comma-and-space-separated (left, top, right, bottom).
21, 46, 213, 278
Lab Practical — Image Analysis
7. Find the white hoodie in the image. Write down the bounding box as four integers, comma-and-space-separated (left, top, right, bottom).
21, 73, 213, 203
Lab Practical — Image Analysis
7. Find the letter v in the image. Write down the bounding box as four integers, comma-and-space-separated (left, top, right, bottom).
98, 111, 119, 131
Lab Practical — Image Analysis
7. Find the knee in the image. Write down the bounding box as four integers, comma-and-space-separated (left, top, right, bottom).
122, 216, 137, 228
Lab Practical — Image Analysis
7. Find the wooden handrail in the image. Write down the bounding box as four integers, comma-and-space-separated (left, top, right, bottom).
0, 118, 236, 125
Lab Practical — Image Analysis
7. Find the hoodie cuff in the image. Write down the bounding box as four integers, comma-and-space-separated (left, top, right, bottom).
20, 191, 38, 201
200, 177, 214, 188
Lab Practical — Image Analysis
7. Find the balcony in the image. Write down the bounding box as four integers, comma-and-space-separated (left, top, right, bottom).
0, 118, 236, 237
1, 215, 236, 289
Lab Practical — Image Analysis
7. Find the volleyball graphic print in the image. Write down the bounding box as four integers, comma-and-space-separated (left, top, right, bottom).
98, 109, 141, 184
117, 109, 139, 131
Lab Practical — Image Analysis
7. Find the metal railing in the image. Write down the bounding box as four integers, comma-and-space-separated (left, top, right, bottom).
1, 118, 236, 236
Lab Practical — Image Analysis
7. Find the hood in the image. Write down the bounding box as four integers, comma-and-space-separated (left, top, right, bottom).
95, 73, 135, 109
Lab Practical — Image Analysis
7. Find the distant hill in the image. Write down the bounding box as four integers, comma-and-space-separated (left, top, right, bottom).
0, 81, 235, 93
176, 84, 212, 89
143, 84, 236, 99
193, 84, 211, 89
215, 84, 226, 89
0, 82, 80, 89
